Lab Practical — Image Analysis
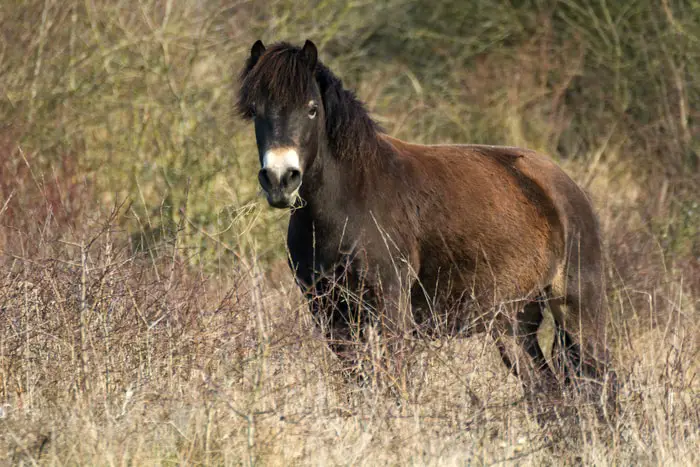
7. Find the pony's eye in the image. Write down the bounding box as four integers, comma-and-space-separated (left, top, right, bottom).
308, 104, 318, 119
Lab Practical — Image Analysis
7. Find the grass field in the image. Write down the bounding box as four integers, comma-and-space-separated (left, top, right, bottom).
1, 0, 699, 464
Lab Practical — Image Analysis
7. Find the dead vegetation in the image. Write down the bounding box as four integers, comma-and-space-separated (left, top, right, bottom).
1, 0, 698, 464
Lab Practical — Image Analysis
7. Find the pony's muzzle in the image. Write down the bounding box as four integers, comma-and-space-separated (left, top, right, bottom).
258, 167, 302, 208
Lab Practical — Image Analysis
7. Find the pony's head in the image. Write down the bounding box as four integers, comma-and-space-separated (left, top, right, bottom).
237, 40, 324, 209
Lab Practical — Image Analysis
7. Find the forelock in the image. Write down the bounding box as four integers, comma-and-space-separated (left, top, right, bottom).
237, 43, 316, 118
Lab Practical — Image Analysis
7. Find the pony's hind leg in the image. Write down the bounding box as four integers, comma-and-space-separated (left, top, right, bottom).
550, 276, 619, 418
552, 277, 610, 382
491, 298, 558, 393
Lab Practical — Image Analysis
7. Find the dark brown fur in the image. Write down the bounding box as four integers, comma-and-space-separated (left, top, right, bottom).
237, 41, 614, 401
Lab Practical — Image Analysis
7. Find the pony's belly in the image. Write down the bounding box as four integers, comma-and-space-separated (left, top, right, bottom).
410, 270, 480, 336
416, 238, 550, 303
411, 260, 539, 336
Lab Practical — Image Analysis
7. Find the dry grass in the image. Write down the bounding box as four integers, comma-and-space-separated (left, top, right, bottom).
1, 0, 699, 464
1, 182, 698, 465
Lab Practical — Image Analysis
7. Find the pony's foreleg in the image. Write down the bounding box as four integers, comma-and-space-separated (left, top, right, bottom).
373, 271, 416, 397
305, 279, 367, 380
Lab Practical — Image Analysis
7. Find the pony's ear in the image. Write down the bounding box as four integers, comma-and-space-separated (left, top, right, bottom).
302, 40, 318, 69
251, 40, 266, 60
241, 40, 265, 79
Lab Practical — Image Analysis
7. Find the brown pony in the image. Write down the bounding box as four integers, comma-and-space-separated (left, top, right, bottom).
237, 39, 614, 401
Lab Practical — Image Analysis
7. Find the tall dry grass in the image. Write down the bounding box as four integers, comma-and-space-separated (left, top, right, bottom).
1, 0, 698, 464
1, 182, 698, 465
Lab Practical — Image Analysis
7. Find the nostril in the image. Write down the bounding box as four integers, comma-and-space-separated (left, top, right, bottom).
289, 169, 301, 185
258, 169, 273, 191
282, 169, 302, 191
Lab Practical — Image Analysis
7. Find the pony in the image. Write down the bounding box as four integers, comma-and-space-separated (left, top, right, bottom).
236, 39, 614, 404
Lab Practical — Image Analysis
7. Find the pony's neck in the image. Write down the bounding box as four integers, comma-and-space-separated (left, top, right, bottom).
316, 65, 385, 166
299, 66, 393, 215
299, 137, 346, 213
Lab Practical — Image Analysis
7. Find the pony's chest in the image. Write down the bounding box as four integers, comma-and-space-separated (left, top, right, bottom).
286, 213, 366, 282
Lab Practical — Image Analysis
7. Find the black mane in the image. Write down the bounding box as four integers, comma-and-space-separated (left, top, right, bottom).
237, 42, 384, 164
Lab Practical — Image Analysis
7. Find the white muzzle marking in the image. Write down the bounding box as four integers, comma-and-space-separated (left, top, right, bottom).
262, 147, 300, 178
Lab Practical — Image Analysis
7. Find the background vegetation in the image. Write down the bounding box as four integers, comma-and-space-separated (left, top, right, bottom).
1, 0, 698, 464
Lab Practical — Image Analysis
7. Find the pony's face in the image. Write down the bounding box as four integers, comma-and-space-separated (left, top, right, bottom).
253, 92, 322, 209
239, 40, 323, 209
